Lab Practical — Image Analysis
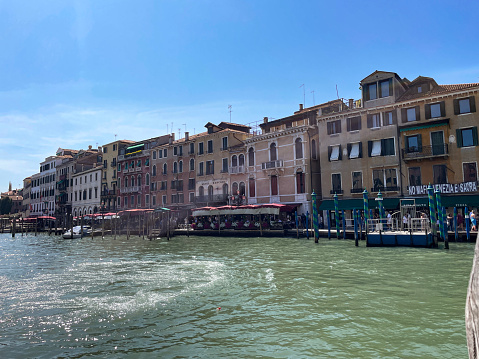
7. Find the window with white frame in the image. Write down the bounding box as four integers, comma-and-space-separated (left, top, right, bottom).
349, 142, 360, 159
370, 140, 381, 157
330, 145, 340, 161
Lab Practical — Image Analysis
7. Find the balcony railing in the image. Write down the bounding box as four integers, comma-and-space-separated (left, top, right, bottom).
229, 166, 245, 174
261, 160, 284, 170
120, 186, 141, 194
371, 186, 400, 193
330, 189, 344, 194
401, 144, 449, 161
194, 194, 229, 204
350, 188, 364, 194
101, 190, 116, 197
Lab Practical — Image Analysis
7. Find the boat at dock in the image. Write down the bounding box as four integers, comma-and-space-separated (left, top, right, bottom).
62, 225, 92, 239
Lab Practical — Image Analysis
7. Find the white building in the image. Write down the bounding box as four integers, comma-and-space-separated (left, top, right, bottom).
71, 166, 102, 217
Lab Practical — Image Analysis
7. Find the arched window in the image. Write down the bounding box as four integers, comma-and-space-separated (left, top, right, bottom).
179, 160, 183, 173
199, 186, 204, 197
138, 174, 142, 186
270, 143, 277, 161
208, 185, 214, 201
239, 154, 245, 167
190, 158, 195, 171
145, 173, 150, 186
232, 182, 239, 195
173, 162, 178, 174
296, 170, 305, 193
125, 177, 128, 187
222, 183, 228, 195
295, 138, 303, 159
271, 175, 278, 196
249, 177, 255, 197
131, 176, 135, 187
232, 155, 238, 167
239, 182, 246, 196
118, 178, 121, 188
248, 147, 254, 166
163, 163, 167, 174
152, 165, 157, 176
312, 139, 317, 159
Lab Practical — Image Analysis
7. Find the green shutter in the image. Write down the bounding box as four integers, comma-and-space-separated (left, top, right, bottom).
473, 127, 478, 146
456, 128, 463, 148
401, 108, 407, 123
418, 134, 423, 152
425, 104, 431, 119
368, 141, 372, 157
347, 143, 351, 159
440, 101, 446, 117
338, 145, 342, 160
470, 96, 476, 113
359, 142, 363, 158
453, 99, 460, 115
415, 106, 420, 121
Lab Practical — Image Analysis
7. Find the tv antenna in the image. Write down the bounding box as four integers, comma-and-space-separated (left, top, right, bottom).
228, 105, 232, 122
299, 84, 305, 107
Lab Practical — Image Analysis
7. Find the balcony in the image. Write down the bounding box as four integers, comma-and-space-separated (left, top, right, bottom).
350, 188, 364, 194
261, 160, 284, 170
194, 194, 229, 204
401, 144, 449, 161
101, 190, 117, 198
371, 186, 400, 193
120, 186, 141, 194
229, 166, 245, 174
330, 189, 344, 195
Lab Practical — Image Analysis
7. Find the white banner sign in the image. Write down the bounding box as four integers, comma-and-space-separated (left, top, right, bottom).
408, 181, 477, 195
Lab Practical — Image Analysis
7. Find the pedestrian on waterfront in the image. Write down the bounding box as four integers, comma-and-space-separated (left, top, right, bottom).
447, 213, 453, 231
471, 210, 477, 231
403, 214, 408, 231
387, 212, 392, 230
458, 212, 464, 230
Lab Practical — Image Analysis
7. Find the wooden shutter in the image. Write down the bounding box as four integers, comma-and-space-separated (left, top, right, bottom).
440, 101, 446, 117
337, 120, 342, 133
392, 110, 397, 124
367, 114, 373, 128
418, 134, 423, 152
338, 145, 342, 160
359, 142, 363, 158
380, 139, 386, 156
425, 104, 431, 119
347, 143, 351, 159
454, 99, 460, 115
368, 141, 372, 157
473, 127, 478, 146
415, 106, 420, 121
456, 128, 463, 148
327, 122, 331, 135
347, 118, 351, 132
470, 96, 476, 113
401, 108, 407, 123
328, 146, 332, 162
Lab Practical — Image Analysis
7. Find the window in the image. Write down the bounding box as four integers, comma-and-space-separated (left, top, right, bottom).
179, 145, 183, 156
207, 140, 213, 153
163, 163, 167, 174
208, 185, 214, 201
348, 142, 361, 159
249, 177, 255, 197
161, 181, 167, 190
239, 154, 244, 167
103, 160, 107, 168
189, 193, 194, 203
369, 138, 395, 156
232, 155, 238, 167
145, 174, 149, 186
347, 116, 361, 131
327, 120, 341, 135
463, 162, 477, 182
457, 127, 478, 148
124, 196, 128, 207
367, 114, 381, 128
222, 137, 228, 150
189, 158, 195, 171
295, 138, 303, 159
406, 134, 422, 153
162, 195, 167, 205
222, 158, 228, 173
103, 146, 108, 153
383, 111, 396, 126
364, 83, 377, 101
402, 106, 419, 122
198, 142, 204, 155
188, 178, 195, 190
152, 165, 157, 176
271, 175, 278, 196
163, 149, 167, 157
352, 171, 363, 192
372, 169, 397, 191
179, 161, 183, 173
311, 140, 317, 159
152, 151, 156, 160
173, 162, 177, 174
379, 79, 392, 98
199, 162, 204, 176
152, 195, 156, 206
425, 102, 445, 119
370, 140, 381, 157
433, 165, 447, 184
118, 164, 121, 172
454, 97, 476, 115
189, 143, 194, 154
248, 147, 255, 166
329, 145, 340, 161
174, 146, 178, 156
409, 167, 421, 186
332, 173, 342, 193
206, 160, 214, 175
158, 149, 163, 159
296, 171, 305, 193
270, 143, 277, 161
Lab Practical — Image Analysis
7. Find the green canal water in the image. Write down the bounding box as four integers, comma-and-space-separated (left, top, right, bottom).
0, 233, 474, 358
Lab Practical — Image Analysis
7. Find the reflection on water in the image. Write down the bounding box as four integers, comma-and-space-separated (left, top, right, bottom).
0, 233, 473, 358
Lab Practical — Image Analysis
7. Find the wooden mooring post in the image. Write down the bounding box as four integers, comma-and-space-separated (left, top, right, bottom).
466, 232, 479, 358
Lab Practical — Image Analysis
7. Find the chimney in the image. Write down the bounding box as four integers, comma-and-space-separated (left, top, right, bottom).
88, 145, 92, 150
299, 104, 303, 111
169, 133, 175, 144
263, 116, 268, 123
185, 131, 189, 141
349, 99, 354, 109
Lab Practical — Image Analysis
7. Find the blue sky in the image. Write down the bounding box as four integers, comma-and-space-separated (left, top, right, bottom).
1, 0, 479, 190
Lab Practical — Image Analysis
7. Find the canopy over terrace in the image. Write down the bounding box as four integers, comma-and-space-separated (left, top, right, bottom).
192, 203, 297, 217
118, 209, 154, 216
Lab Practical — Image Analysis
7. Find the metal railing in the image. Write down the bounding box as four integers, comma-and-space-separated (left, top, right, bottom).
402, 144, 449, 160
261, 160, 284, 170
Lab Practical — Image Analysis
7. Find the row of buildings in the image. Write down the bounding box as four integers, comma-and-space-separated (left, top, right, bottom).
16, 70, 479, 221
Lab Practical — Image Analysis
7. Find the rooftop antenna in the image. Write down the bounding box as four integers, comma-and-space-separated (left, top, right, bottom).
299, 84, 305, 107
336, 84, 339, 99
182, 123, 186, 134
178, 128, 181, 140
228, 105, 232, 122
114, 134, 117, 141
311, 90, 315, 106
